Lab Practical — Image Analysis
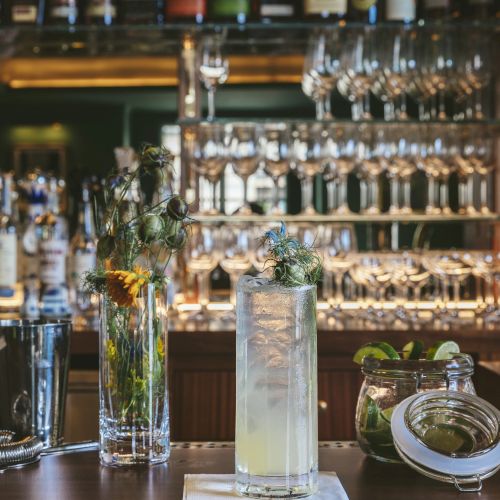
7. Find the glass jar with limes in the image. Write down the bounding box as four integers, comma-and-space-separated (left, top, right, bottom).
354, 340, 476, 463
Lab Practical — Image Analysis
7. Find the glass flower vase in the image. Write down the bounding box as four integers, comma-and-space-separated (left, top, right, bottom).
99, 283, 169, 467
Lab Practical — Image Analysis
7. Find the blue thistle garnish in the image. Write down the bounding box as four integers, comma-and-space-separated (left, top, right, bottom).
262, 222, 322, 287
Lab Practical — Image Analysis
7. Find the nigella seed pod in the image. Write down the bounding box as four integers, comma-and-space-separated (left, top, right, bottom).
166, 225, 187, 250
97, 234, 116, 260
139, 214, 164, 243
166, 196, 189, 221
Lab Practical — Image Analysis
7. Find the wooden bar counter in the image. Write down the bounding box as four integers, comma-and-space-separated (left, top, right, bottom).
2, 442, 500, 500
69, 320, 500, 443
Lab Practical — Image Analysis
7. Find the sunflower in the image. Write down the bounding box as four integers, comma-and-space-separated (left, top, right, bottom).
106, 265, 150, 307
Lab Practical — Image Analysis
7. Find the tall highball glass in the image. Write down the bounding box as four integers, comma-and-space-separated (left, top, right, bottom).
235, 276, 318, 498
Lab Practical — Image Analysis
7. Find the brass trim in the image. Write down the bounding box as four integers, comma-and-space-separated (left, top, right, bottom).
2, 54, 303, 88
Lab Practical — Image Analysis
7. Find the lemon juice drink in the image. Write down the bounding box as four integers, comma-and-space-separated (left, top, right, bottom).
235, 276, 318, 498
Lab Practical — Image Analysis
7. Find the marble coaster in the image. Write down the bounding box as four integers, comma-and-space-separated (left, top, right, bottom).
183, 472, 349, 500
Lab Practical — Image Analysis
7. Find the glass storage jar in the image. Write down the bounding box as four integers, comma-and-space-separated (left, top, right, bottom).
355, 354, 475, 463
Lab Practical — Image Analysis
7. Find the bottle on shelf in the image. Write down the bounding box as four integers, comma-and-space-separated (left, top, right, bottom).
84, 0, 117, 25
44, 0, 80, 25
70, 182, 98, 329
260, 0, 300, 21
0, 174, 18, 301
8, 0, 43, 24
382, 0, 416, 22
36, 177, 71, 318
208, 0, 255, 23
464, 0, 494, 20
20, 179, 47, 318
119, 0, 164, 24
165, 0, 206, 22
302, 0, 347, 20
347, 0, 379, 23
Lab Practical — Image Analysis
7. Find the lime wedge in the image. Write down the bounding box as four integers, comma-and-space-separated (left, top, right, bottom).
422, 424, 474, 454
353, 342, 400, 365
380, 406, 395, 425
402, 340, 424, 360
426, 340, 460, 361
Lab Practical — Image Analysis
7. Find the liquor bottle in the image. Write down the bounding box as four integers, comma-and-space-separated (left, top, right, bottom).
303, 0, 347, 20
8, 0, 42, 24
165, 0, 206, 22
120, 0, 164, 24
0, 174, 18, 298
383, 0, 416, 22
37, 177, 71, 318
85, 0, 117, 25
208, 0, 254, 22
347, 0, 378, 23
464, 0, 494, 19
70, 182, 98, 329
260, 0, 299, 21
45, 0, 79, 24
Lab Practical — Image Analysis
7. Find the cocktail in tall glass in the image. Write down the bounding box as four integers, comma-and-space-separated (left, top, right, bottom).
235, 275, 318, 498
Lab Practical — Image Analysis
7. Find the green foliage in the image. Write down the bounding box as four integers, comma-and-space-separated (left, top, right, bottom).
262, 222, 322, 287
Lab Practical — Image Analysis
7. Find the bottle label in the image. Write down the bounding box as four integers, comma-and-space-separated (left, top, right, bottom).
86, 1, 117, 18
424, 0, 449, 8
261, 3, 295, 16
12, 4, 38, 22
305, 0, 347, 15
166, 0, 207, 16
72, 252, 96, 281
212, 0, 250, 16
50, 0, 78, 19
352, 0, 376, 9
0, 234, 17, 287
40, 240, 67, 285
386, 0, 415, 20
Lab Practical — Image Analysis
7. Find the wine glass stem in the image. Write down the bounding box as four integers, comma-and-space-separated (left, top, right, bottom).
359, 179, 367, 212
199, 272, 210, 307
438, 91, 446, 120
427, 176, 436, 211
440, 177, 450, 213
327, 179, 338, 212
384, 101, 395, 121
229, 273, 239, 307
452, 278, 460, 312
324, 94, 333, 120
242, 177, 249, 207
315, 99, 325, 121
334, 273, 344, 306
302, 176, 314, 213
402, 177, 411, 212
273, 177, 280, 212
475, 89, 484, 120
337, 174, 348, 212
466, 174, 475, 211
207, 87, 216, 121
389, 177, 400, 212
480, 174, 489, 212
368, 175, 379, 213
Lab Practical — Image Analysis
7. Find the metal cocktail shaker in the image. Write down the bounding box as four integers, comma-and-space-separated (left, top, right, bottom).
0, 320, 72, 448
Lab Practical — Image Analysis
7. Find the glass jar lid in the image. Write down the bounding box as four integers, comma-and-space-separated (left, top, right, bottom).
391, 391, 500, 492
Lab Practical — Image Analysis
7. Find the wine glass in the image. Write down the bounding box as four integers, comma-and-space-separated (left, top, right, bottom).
302, 29, 342, 120
185, 224, 221, 320
322, 224, 357, 316
199, 35, 229, 121
337, 27, 377, 121
190, 123, 227, 214
326, 123, 359, 215
219, 224, 253, 310
250, 225, 273, 277
228, 123, 262, 215
260, 123, 291, 215
293, 123, 326, 215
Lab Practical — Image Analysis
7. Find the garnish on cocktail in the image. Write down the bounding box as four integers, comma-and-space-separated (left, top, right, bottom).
262, 222, 322, 287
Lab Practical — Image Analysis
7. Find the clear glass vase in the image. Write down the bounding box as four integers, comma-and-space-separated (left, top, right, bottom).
99, 283, 169, 466
235, 276, 318, 498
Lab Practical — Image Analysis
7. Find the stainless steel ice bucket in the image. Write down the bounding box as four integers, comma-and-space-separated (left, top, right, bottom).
0, 320, 71, 447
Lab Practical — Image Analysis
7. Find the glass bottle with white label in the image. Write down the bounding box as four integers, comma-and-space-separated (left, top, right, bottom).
8, 0, 42, 24
45, 0, 80, 25
70, 183, 98, 329
382, 0, 416, 22
36, 177, 71, 318
0, 174, 18, 300
303, 0, 347, 20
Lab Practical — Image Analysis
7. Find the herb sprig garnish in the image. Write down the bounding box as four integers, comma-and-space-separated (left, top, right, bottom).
262, 222, 322, 287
